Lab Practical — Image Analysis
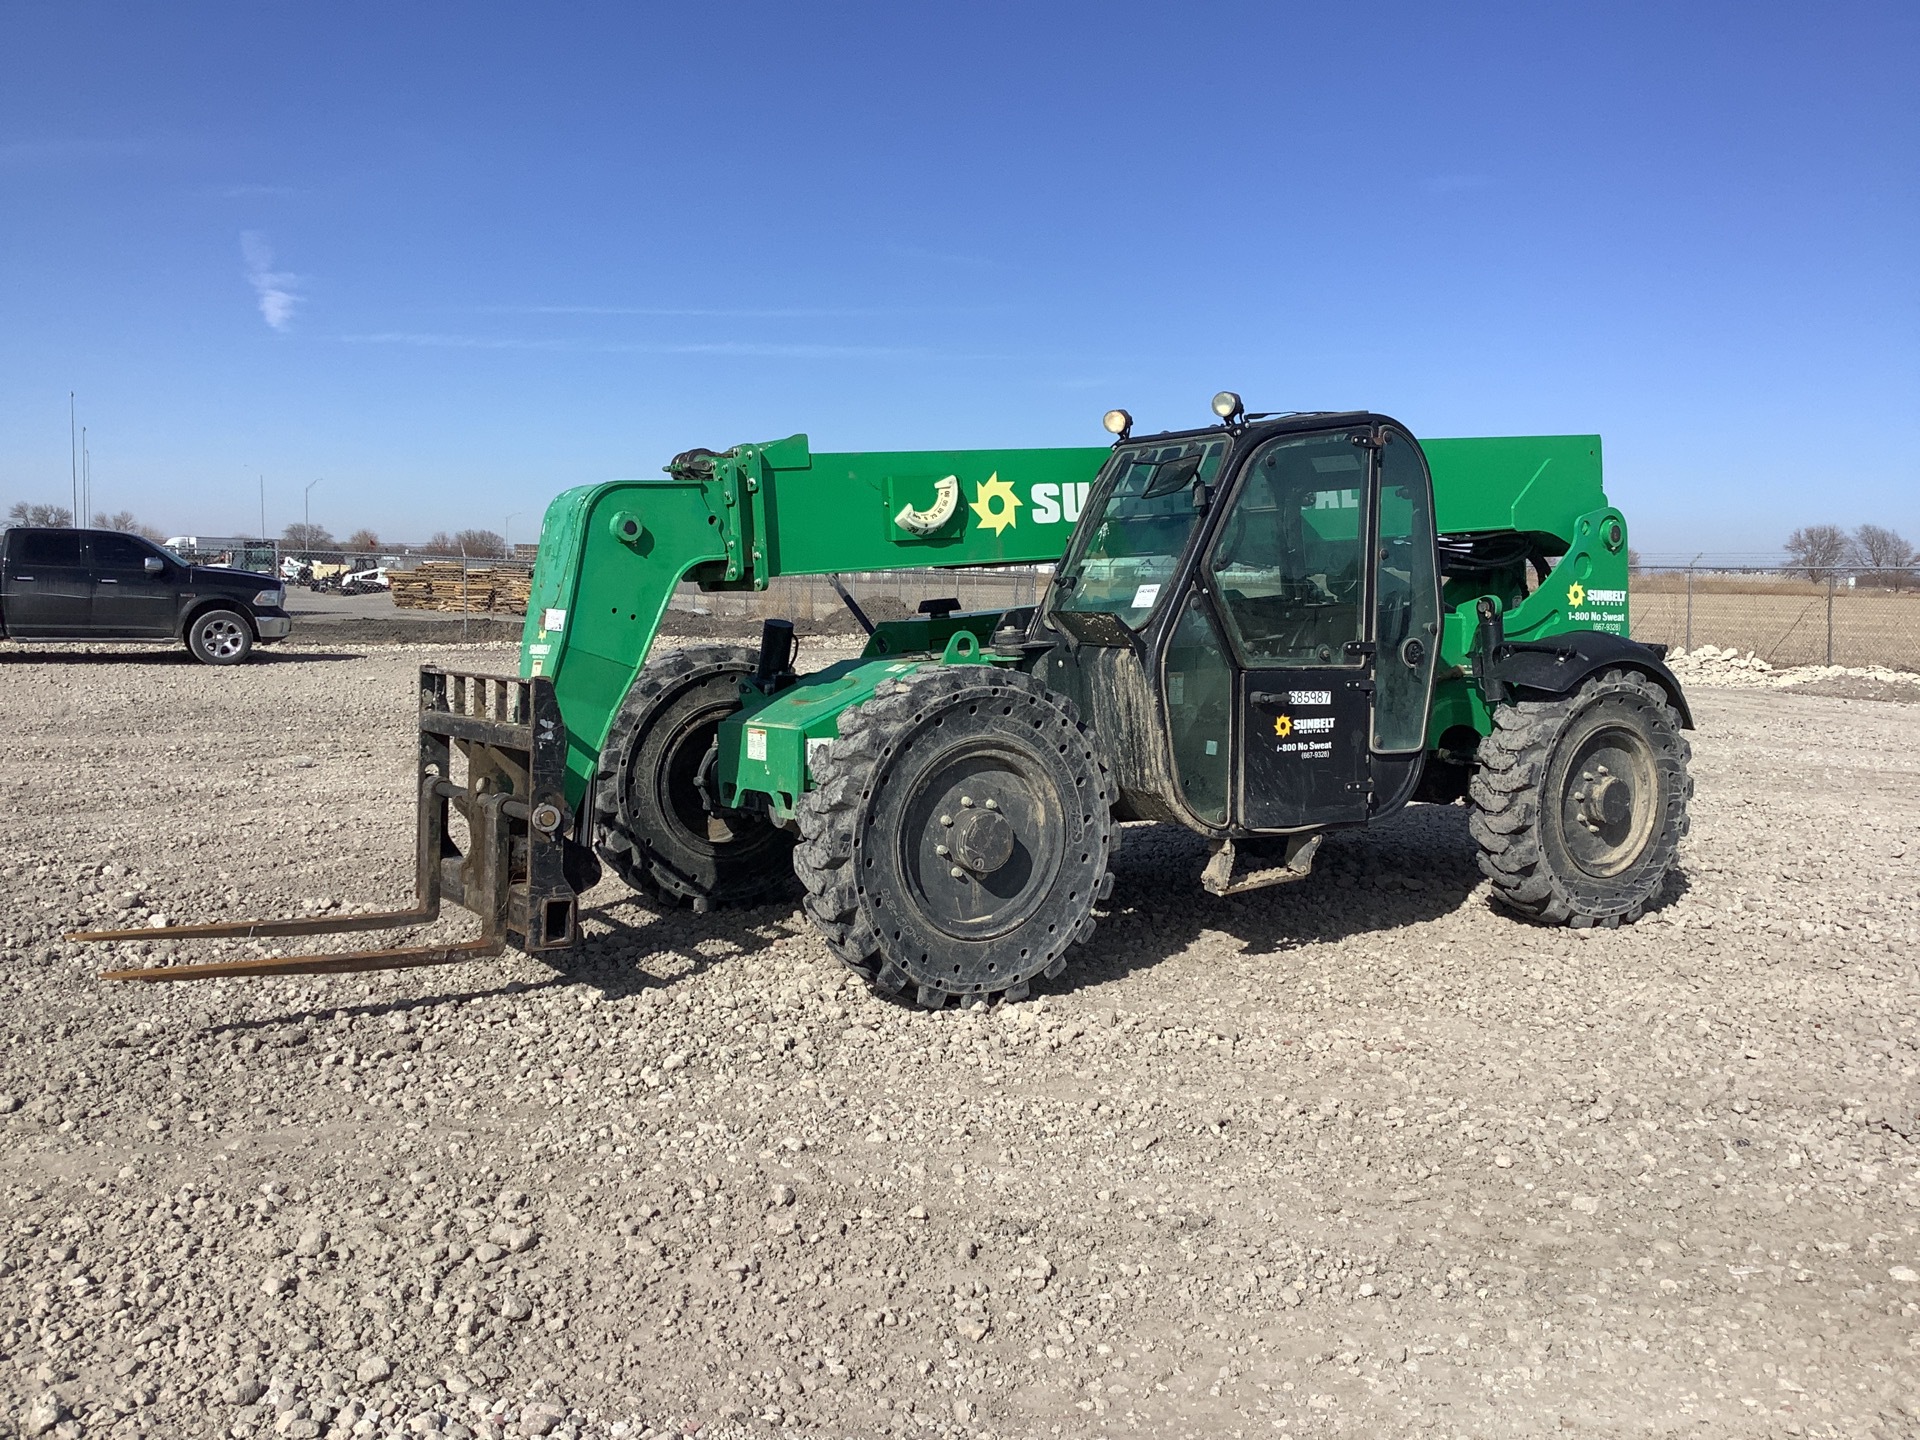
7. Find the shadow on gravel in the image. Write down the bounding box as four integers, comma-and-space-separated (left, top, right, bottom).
179, 804, 1702, 1027
551, 903, 798, 998
0, 647, 364, 665
1050, 803, 1486, 997
198, 977, 566, 1035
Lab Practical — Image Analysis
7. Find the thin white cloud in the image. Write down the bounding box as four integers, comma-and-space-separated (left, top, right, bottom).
241, 231, 303, 331
336, 331, 922, 359
476, 304, 967, 319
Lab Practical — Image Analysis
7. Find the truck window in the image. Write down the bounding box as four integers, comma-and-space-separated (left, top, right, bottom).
91, 532, 156, 570
11, 531, 85, 567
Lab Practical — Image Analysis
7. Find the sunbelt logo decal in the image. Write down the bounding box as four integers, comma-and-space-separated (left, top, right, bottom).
1566, 581, 1629, 634
969, 475, 1022, 535
1566, 587, 1628, 610
954, 475, 1093, 535
1567, 583, 1626, 607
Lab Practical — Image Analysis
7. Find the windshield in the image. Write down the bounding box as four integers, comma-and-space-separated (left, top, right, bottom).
1050, 436, 1230, 625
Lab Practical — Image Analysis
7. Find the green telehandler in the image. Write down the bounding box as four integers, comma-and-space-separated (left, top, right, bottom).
77, 398, 1693, 1006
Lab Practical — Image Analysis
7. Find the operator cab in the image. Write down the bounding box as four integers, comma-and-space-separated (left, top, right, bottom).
1039, 403, 1442, 839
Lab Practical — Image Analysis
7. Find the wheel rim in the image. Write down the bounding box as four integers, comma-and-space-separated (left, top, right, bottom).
1557, 722, 1659, 878
201, 617, 245, 658
640, 702, 744, 850
894, 740, 1065, 943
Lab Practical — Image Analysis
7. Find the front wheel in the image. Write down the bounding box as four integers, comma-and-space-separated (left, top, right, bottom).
795, 667, 1116, 1007
592, 645, 797, 912
186, 608, 254, 665
1470, 668, 1692, 927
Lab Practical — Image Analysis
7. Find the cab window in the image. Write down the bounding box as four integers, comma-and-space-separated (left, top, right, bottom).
1208, 430, 1368, 667
11, 531, 85, 567
91, 532, 157, 571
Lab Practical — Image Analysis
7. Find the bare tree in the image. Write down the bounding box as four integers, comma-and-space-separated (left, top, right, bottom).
7, 501, 75, 526
1784, 524, 1848, 583
453, 528, 506, 558
1627, 547, 1643, 575
344, 528, 382, 553
281, 521, 335, 552
421, 531, 458, 556
92, 510, 165, 542
1849, 524, 1915, 591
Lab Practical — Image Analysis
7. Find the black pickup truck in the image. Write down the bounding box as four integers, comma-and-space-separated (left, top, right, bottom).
0, 527, 292, 664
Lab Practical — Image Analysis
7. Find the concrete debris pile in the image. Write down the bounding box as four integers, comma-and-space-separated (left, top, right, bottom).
1668, 644, 1916, 690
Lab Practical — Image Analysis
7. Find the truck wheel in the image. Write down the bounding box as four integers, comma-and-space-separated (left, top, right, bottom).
186, 608, 254, 665
1470, 668, 1691, 928
795, 667, 1116, 1008
592, 645, 796, 912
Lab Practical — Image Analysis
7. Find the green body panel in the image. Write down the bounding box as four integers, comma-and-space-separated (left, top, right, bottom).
1423, 435, 1604, 547
518, 429, 1624, 817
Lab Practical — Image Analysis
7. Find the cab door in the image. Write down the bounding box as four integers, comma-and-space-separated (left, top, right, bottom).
1204, 427, 1375, 829
88, 531, 178, 636
4, 529, 92, 635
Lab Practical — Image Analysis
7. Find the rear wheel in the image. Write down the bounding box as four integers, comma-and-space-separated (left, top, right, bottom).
186, 608, 253, 665
1470, 668, 1691, 927
795, 667, 1116, 1007
592, 645, 797, 912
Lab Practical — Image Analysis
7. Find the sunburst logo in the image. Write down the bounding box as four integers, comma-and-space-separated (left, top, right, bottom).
969, 473, 1021, 535
1567, 582, 1586, 607
1274, 714, 1293, 738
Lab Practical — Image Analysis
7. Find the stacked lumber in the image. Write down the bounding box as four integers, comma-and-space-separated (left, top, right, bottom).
388, 563, 533, 615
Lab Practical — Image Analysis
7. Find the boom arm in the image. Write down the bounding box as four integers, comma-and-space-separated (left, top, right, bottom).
519, 435, 1109, 806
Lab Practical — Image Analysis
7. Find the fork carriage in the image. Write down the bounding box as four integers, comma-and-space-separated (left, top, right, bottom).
76, 666, 587, 980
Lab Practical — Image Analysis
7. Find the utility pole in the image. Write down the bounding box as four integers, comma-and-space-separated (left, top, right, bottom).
259, 475, 266, 539
504, 512, 521, 557
304, 478, 320, 544
81, 427, 90, 526
69, 393, 77, 523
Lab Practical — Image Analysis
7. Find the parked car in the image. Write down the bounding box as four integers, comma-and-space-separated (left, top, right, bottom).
0, 527, 292, 664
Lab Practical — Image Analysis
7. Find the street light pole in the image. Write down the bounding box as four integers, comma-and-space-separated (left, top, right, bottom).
69, 393, 77, 523
504, 512, 521, 557
304, 478, 320, 542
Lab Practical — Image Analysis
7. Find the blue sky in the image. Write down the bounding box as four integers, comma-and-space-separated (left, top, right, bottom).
2, 1, 1914, 559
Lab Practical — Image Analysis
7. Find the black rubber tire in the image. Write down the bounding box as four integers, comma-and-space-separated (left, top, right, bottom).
1470, 667, 1692, 928
186, 607, 254, 665
794, 666, 1117, 1008
591, 645, 797, 912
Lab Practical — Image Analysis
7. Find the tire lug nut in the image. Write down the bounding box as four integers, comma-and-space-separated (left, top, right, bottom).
940, 814, 953, 827
960, 796, 975, 808
949, 866, 966, 879
984, 798, 998, 810
935, 844, 950, 857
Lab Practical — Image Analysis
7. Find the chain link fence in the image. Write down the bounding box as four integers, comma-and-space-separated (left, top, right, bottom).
665, 568, 1047, 630
212, 535, 1920, 673
1629, 566, 1918, 670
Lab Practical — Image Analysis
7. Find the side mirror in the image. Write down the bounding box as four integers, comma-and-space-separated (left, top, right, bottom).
144, 556, 165, 574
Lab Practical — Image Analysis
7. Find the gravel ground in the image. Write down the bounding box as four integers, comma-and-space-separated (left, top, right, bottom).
2, 639, 1918, 1440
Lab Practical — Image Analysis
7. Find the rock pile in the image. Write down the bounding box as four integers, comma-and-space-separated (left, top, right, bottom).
1668, 643, 1917, 691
